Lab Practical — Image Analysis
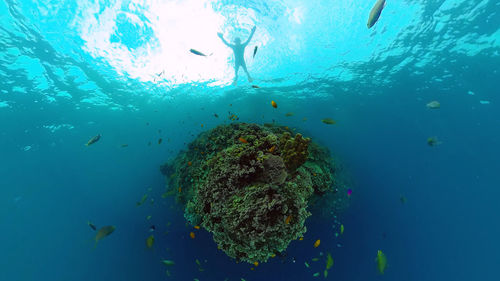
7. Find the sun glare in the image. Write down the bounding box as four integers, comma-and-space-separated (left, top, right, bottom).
75, 0, 254, 86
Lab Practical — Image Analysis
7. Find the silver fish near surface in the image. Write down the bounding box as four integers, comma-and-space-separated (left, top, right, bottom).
367, 0, 386, 29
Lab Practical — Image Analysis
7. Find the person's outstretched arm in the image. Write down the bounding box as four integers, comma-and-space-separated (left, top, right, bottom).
217, 32, 234, 48
243, 26, 256, 46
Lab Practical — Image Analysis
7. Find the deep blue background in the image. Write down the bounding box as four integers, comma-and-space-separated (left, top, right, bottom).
1, 0, 500, 280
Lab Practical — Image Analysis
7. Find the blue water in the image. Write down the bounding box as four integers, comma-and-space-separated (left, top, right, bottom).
1, 0, 499, 280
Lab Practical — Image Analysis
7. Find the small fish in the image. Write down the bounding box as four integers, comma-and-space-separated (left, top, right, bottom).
136, 194, 148, 206
189, 49, 211, 56
195, 259, 201, 266
161, 259, 175, 266
347, 189, 352, 196
426, 101, 440, 109
94, 225, 116, 247
367, 0, 386, 29
87, 221, 97, 231
271, 100, 277, 108
375, 250, 387, 274
285, 112, 294, 117
312, 258, 319, 262
340, 224, 344, 235
321, 118, 336, 125
314, 239, 321, 248
285, 215, 292, 224
149, 225, 156, 232
427, 136, 442, 146
146, 215, 152, 220
238, 137, 248, 143
190, 232, 195, 239
268, 146, 276, 153
479, 100, 491, 105
299, 237, 304, 241
304, 262, 310, 268
253, 261, 259, 267
158, 138, 163, 144
85, 134, 101, 146
313, 272, 320, 277
214, 113, 219, 118
253, 46, 258, 58
251, 85, 260, 89
326, 253, 334, 270
188, 161, 192, 166
146, 235, 154, 248
324, 270, 328, 278
194, 225, 200, 230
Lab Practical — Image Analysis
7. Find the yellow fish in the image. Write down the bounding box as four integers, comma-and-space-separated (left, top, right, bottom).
94, 225, 115, 247
375, 250, 387, 274
85, 134, 101, 146
326, 253, 334, 270
285, 215, 292, 224
314, 239, 321, 248
146, 235, 154, 248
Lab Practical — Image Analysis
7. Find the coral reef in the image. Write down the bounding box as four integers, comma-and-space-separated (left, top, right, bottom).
161, 123, 347, 263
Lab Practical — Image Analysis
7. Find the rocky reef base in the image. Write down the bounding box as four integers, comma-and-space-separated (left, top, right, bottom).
161, 123, 349, 263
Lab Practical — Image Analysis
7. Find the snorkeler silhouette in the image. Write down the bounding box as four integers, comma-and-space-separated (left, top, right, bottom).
217, 26, 256, 85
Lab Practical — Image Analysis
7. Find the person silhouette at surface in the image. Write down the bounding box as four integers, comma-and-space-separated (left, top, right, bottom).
218, 26, 256, 85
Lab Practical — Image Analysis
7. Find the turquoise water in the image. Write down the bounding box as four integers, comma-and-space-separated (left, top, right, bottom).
1, 0, 499, 280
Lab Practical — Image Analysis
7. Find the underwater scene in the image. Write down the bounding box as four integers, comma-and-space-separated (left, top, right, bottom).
1, 0, 499, 280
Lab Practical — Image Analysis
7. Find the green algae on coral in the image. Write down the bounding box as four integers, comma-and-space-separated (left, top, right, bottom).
161, 123, 347, 263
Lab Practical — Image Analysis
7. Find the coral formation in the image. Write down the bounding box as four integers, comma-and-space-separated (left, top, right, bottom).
161, 123, 347, 263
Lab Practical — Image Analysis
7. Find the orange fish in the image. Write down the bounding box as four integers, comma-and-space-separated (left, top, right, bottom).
178, 186, 182, 193
190, 232, 195, 239
194, 225, 200, 230
253, 261, 259, 267
201, 124, 204, 127
239, 137, 248, 143
268, 146, 276, 153
271, 100, 277, 108
188, 161, 192, 166
314, 239, 320, 248
285, 215, 292, 224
